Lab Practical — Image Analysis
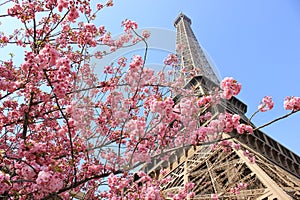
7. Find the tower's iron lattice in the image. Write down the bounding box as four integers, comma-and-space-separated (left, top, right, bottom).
174, 13, 220, 84
143, 13, 300, 200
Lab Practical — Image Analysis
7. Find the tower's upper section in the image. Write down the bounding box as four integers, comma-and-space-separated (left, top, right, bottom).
174, 13, 192, 26
174, 13, 220, 84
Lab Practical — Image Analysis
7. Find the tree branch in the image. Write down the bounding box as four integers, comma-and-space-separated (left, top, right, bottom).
254, 110, 299, 131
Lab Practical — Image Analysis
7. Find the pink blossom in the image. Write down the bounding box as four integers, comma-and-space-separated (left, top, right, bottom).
67, 7, 79, 22
36, 171, 52, 185
243, 150, 256, 163
258, 96, 274, 112
57, 0, 69, 12
233, 143, 241, 150
129, 55, 143, 70
132, 37, 141, 44
197, 95, 212, 107
0, 35, 9, 46
98, 25, 106, 35
237, 124, 253, 134
48, 174, 64, 192
164, 54, 178, 66
122, 19, 138, 32
142, 30, 151, 39
96, 3, 104, 10
117, 57, 127, 67
220, 77, 242, 99
21, 165, 36, 179
211, 194, 219, 200
220, 113, 241, 133
104, 65, 114, 74
94, 51, 103, 59
106, 0, 114, 7
144, 186, 163, 200
284, 96, 300, 111
0, 172, 10, 194
200, 112, 212, 122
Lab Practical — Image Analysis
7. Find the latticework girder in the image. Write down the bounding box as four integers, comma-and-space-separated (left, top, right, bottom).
174, 13, 220, 84
153, 140, 300, 199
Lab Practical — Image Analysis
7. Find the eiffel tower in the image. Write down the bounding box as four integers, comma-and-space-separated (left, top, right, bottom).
143, 13, 300, 199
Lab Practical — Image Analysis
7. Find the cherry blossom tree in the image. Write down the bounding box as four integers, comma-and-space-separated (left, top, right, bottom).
0, 1, 299, 199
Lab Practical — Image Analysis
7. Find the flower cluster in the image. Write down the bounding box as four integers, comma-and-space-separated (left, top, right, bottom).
207, 112, 252, 136
58, 0, 69, 12
122, 19, 138, 33
258, 96, 274, 112
220, 77, 242, 99
243, 150, 256, 163
118, 57, 127, 67
129, 55, 143, 70
0, 172, 10, 195
197, 95, 212, 107
36, 170, 64, 193
284, 96, 300, 111
142, 30, 151, 39
236, 124, 253, 134
211, 194, 219, 200
230, 182, 248, 194
0, 35, 9, 47
164, 54, 178, 66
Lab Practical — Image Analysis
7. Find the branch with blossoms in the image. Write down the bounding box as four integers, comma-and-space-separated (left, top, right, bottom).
249, 95, 300, 130
0, 0, 154, 198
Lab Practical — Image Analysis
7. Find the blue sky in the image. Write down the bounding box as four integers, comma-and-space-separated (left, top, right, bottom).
1, 1, 299, 155
96, 0, 300, 154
